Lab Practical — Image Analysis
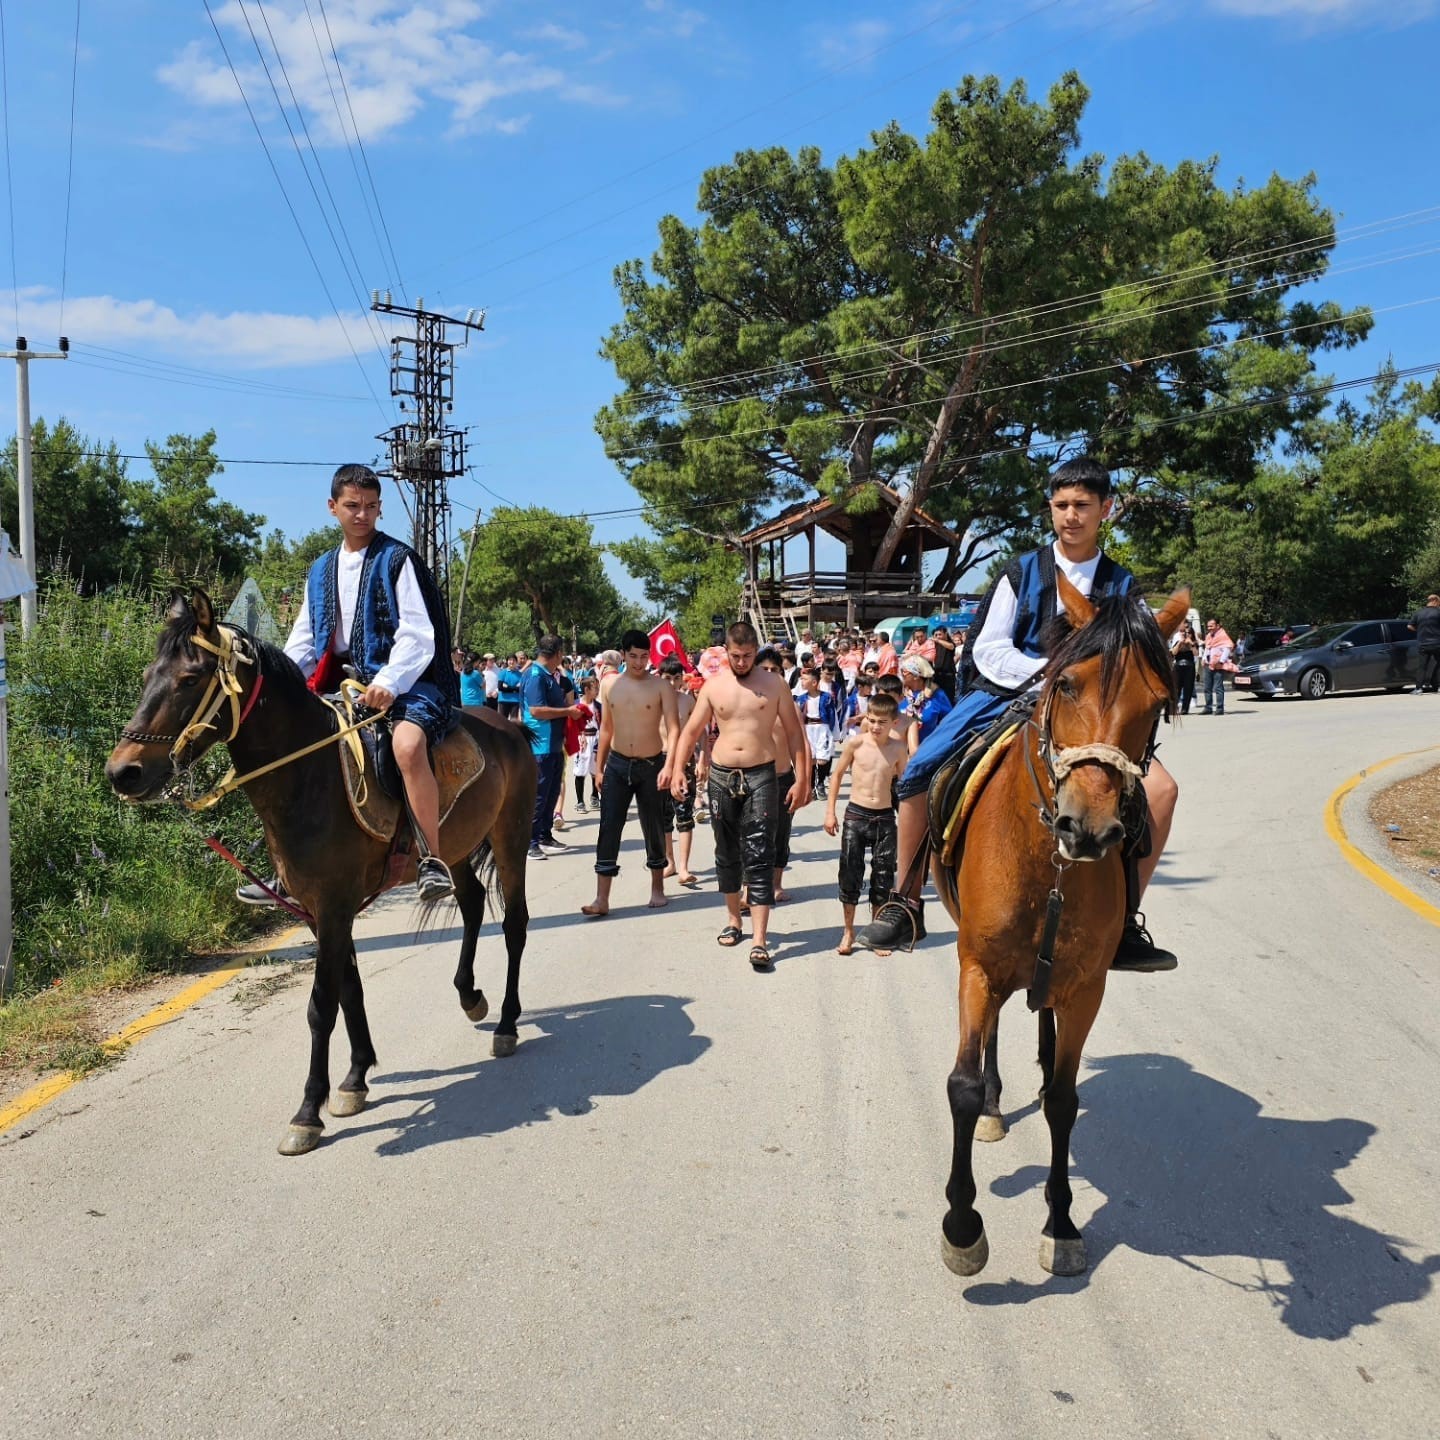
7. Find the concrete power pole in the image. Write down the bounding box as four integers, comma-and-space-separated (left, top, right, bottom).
2, 337, 70, 637
370, 294, 484, 620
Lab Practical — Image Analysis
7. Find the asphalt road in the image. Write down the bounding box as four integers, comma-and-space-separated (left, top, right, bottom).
3, 689, 1438, 1439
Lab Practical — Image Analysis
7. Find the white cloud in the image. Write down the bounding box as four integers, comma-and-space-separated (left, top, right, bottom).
808, 18, 892, 72
1206, 0, 1437, 17
161, 1, 625, 144
9, 286, 381, 368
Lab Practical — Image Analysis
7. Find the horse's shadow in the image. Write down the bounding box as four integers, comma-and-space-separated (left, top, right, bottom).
331, 993, 709, 1156
968, 1053, 1439, 1338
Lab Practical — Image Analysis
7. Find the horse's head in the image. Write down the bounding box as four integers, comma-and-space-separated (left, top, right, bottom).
1038, 574, 1189, 863
105, 588, 256, 803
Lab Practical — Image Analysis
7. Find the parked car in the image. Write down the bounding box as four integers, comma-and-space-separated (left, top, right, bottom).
1246, 623, 1312, 655
1234, 620, 1418, 699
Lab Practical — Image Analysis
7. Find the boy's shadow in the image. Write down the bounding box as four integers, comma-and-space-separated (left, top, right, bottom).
332, 993, 710, 1157
971, 1053, 1439, 1338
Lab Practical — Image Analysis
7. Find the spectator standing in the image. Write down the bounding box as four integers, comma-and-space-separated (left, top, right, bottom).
497, 654, 523, 720
1201, 618, 1235, 715
930, 625, 958, 700
520, 635, 582, 859
875, 631, 899, 676
797, 665, 839, 799
572, 678, 599, 811
899, 656, 953, 753
481, 654, 500, 710
1409, 594, 1440, 692
458, 653, 486, 712
1171, 622, 1198, 715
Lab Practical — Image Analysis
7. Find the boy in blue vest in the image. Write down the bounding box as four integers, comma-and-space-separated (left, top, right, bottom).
856, 457, 1179, 971
237, 464, 459, 904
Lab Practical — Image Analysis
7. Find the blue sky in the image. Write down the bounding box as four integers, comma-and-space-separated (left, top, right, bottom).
3, 0, 1438, 601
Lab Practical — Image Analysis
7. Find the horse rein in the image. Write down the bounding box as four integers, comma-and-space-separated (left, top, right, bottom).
120, 624, 383, 813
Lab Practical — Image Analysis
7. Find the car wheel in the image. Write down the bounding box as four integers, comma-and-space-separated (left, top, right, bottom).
1299, 667, 1329, 700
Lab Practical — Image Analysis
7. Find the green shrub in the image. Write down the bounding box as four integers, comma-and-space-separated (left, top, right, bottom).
5, 585, 267, 997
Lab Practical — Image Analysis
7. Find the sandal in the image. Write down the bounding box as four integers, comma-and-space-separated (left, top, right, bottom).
717, 925, 743, 947
748, 943, 773, 971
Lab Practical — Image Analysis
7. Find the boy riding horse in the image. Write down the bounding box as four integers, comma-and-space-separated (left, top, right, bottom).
856, 456, 1179, 972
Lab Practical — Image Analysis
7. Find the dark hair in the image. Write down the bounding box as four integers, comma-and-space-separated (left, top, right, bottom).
866, 691, 899, 719
1048, 454, 1111, 500
755, 646, 783, 668
659, 656, 685, 676
856, 674, 873, 688
874, 674, 904, 698
331, 463, 382, 499
726, 621, 759, 647
621, 629, 650, 653
537, 634, 563, 659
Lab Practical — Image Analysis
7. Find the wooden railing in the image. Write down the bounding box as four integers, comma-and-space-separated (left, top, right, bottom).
751, 570, 937, 598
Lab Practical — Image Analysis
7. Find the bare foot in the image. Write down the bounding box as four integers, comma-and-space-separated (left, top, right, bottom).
774, 888, 788, 904
677, 873, 700, 888
647, 891, 669, 909
837, 932, 855, 956
581, 901, 609, 918
662, 864, 677, 878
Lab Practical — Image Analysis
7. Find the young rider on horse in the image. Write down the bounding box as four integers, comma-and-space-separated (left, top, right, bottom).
236, 463, 460, 905
855, 456, 1180, 972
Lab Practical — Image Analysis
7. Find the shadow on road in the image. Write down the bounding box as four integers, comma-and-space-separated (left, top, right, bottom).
964, 1052, 1439, 1337
329, 993, 710, 1156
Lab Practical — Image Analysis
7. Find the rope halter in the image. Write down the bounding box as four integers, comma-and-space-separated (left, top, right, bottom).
168, 625, 257, 767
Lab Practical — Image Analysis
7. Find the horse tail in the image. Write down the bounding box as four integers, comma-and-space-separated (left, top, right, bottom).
470, 837, 504, 917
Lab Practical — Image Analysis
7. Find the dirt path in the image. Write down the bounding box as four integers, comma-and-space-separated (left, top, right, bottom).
1369, 762, 1440, 894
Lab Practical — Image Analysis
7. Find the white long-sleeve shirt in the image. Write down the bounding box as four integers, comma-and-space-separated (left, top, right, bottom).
970, 544, 1104, 693
284, 544, 435, 697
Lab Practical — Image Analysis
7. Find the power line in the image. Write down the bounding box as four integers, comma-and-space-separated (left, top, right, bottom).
314, 0, 407, 301
58, 0, 80, 339
0, 1, 18, 337
68, 353, 372, 404
201, 0, 389, 420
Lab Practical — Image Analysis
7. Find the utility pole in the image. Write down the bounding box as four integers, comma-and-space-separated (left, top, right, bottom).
370, 294, 484, 619
2, 337, 69, 637
452, 509, 484, 646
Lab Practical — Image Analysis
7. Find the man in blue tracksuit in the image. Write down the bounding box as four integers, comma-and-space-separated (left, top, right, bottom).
856, 456, 1179, 971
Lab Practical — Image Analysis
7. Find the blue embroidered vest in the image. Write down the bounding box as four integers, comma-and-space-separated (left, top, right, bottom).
959, 545, 1134, 697
305, 531, 459, 705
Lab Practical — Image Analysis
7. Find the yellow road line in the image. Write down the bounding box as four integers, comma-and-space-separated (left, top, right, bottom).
0, 961, 249, 1138
1324, 746, 1440, 929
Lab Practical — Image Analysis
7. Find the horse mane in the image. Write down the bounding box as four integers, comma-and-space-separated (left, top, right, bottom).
156, 612, 313, 699
1041, 595, 1177, 714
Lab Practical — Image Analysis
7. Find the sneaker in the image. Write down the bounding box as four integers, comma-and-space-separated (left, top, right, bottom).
539, 838, 569, 855
1111, 914, 1178, 973
236, 876, 287, 906
854, 896, 926, 953
527, 844, 547, 861
575, 801, 588, 814
416, 856, 454, 902
553, 812, 567, 831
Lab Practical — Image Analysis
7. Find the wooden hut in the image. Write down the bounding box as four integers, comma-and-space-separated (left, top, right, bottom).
738, 485, 960, 640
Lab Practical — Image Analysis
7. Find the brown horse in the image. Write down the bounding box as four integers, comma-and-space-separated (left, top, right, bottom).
104, 589, 537, 1156
935, 576, 1188, 1277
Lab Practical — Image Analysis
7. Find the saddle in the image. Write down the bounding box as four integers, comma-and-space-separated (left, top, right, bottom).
926, 711, 1025, 874
338, 710, 486, 844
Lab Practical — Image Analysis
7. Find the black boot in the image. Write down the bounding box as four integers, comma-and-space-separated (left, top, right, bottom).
1111, 913, 1178, 972
855, 895, 927, 953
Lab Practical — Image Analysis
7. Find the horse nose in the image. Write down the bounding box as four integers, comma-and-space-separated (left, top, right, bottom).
105, 757, 146, 797
1054, 810, 1125, 859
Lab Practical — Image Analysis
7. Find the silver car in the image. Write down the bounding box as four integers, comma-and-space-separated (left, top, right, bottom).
1234, 620, 1417, 700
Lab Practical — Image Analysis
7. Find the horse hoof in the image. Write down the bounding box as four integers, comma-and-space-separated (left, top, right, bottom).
277, 1124, 323, 1156
942, 1227, 989, 1277
464, 995, 489, 1023
1039, 1236, 1087, 1275
491, 1033, 517, 1058
975, 1114, 1007, 1143
328, 1088, 368, 1118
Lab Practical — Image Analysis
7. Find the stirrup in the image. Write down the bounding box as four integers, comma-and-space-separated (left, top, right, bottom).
416, 856, 454, 901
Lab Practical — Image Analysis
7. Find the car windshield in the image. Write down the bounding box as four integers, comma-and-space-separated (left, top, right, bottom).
1285, 623, 1352, 648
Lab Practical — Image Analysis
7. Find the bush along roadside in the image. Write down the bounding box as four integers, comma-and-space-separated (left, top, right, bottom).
2, 584, 272, 1064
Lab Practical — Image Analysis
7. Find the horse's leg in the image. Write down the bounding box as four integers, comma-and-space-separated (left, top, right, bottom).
1038, 981, 1104, 1275
330, 943, 378, 1118
451, 860, 490, 1023
489, 824, 531, 1059
1037, 1006, 1056, 1097
279, 915, 352, 1156
941, 958, 1000, 1276
976, 1017, 1006, 1142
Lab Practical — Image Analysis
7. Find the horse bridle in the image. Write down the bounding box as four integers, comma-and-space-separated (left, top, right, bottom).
119, 624, 261, 773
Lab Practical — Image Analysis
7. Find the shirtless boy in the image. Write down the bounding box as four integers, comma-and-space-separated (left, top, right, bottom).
583, 630, 680, 917
657, 656, 701, 887
824, 692, 908, 955
754, 647, 809, 904
671, 622, 807, 970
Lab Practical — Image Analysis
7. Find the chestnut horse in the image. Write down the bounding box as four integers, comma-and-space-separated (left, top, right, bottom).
105, 590, 536, 1156
936, 577, 1188, 1277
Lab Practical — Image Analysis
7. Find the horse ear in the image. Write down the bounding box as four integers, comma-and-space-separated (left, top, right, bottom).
166, 590, 192, 625
190, 587, 216, 633
1056, 567, 1097, 630
1154, 586, 1192, 639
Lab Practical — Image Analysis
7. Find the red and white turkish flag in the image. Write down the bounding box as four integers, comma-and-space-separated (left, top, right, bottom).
649, 619, 693, 672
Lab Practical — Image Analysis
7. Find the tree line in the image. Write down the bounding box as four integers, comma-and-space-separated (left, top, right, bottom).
596, 70, 1440, 635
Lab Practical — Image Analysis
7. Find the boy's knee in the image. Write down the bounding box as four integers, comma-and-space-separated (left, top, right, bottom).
1144, 764, 1178, 816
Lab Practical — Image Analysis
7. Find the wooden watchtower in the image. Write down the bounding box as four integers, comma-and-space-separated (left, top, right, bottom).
738, 485, 960, 642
